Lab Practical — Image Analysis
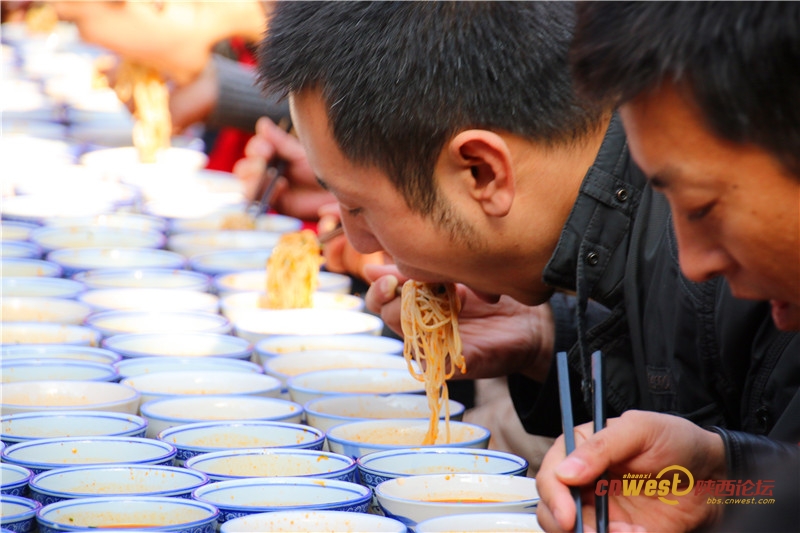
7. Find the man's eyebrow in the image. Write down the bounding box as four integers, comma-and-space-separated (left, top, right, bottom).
315, 176, 330, 191
647, 167, 679, 190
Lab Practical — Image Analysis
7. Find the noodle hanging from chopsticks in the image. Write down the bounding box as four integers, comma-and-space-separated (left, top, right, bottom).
259, 229, 323, 309
400, 280, 466, 444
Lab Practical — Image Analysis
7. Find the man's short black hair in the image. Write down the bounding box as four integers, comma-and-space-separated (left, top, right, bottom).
571, 1, 800, 178
258, 1, 604, 214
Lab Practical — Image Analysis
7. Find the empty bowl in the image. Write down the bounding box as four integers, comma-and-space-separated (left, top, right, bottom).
80, 145, 209, 179
127, 168, 242, 203
47, 247, 186, 277
77, 288, 219, 313
414, 512, 543, 532
1, 277, 85, 299
192, 477, 371, 524
184, 448, 357, 482
43, 213, 168, 234
189, 249, 273, 277
265, 351, 409, 387
234, 309, 383, 345
255, 333, 403, 361
0, 381, 140, 416
30, 226, 164, 254
29, 464, 209, 505
139, 395, 304, 438
220, 510, 406, 533
1, 437, 176, 475
286, 368, 424, 406
0, 345, 121, 365
0, 463, 34, 496
85, 310, 231, 338
220, 291, 365, 322
0, 220, 38, 241
0, 323, 101, 346
121, 371, 282, 405
166, 230, 281, 259
1, 297, 92, 324
325, 419, 491, 459
114, 356, 262, 380
0, 359, 118, 383
1, 495, 40, 533
0, 258, 61, 277
158, 421, 325, 465
0, 195, 113, 225
102, 332, 251, 360
304, 394, 465, 433
1, 411, 147, 445
73, 268, 210, 291
170, 211, 303, 234
214, 269, 352, 296
374, 474, 539, 527
1, 240, 41, 259
35, 495, 219, 533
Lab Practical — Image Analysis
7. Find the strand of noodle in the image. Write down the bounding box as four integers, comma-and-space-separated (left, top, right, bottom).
260, 230, 323, 309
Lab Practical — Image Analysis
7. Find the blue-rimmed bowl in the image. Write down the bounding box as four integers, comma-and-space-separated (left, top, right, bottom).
304, 394, 465, 433
214, 269, 352, 296
43, 213, 168, 234
1, 411, 147, 446
29, 226, 165, 254
0, 323, 101, 346
1, 278, 85, 299
47, 247, 186, 277
165, 231, 280, 259
0, 381, 140, 416
121, 370, 282, 405
114, 356, 262, 380
73, 267, 210, 291
0, 241, 41, 259
35, 495, 218, 533
1, 495, 40, 533
188, 249, 273, 277
1, 437, 176, 475
192, 477, 370, 524
102, 332, 251, 360
255, 333, 403, 361
170, 211, 303, 234
158, 421, 324, 466
0, 221, 38, 242
326, 419, 491, 460
0, 258, 61, 278
287, 368, 424, 406
1, 195, 114, 226
80, 145, 209, 179
374, 474, 539, 528
220, 291, 365, 323
0, 463, 34, 496
415, 512, 543, 532
220, 510, 406, 533
184, 448, 357, 483
0, 345, 121, 366
85, 310, 231, 338
78, 288, 219, 313
29, 464, 209, 505
139, 395, 304, 439
0, 359, 118, 383
1, 297, 92, 324
265, 351, 408, 388
234, 309, 384, 346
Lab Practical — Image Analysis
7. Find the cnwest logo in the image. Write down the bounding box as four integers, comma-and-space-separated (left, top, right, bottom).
594, 465, 694, 505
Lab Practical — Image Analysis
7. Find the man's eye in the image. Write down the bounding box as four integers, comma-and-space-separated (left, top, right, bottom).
687, 202, 715, 221
346, 207, 363, 216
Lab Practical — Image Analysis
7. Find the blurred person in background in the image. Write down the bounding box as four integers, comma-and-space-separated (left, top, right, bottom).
536, 3, 800, 532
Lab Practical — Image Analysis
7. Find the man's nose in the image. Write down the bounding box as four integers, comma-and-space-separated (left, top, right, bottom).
673, 222, 730, 283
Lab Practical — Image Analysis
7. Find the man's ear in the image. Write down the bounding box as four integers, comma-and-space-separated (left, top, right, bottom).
447, 130, 514, 217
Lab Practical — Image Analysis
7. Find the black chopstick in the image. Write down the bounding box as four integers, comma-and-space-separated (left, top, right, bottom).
592, 350, 608, 533
556, 351, 584, 533
253, 118, 293, 216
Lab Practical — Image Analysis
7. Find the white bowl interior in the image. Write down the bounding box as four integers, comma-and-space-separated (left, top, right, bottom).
287, 368, 423, 405
115, 356, 262, 379
0, 258, 62, 277
74, 268, 210, 291
194, 477, 368, 509
255, 333, 403, 360
189, 249, 273, 276
31, 226, 161, 252
121, 371, 281, 403
265, 351, 409, 384
2, 437, 174, 469
102, 332, 250, 359
185, 449, 354, 479
0, 345, 121, 365
215, 269, 352, 295
79, 288, 219, 313
0, 381, 140, 415
234, 310, 383, 345
0, 322, 101, 346
1, 411, 146, 442
30, 464, 206, 497
220, 291, 365, 322
1, 359, 117, 383
166, 230, 280, 258
158, 421, 323, 452
358, 448, 529, 480
1, 277, 86, 298
47, 247, 186, 274
86, 311, 230, 337
1, 296, 92, 324
415, 512, 543, 532
220, 510, 406, 533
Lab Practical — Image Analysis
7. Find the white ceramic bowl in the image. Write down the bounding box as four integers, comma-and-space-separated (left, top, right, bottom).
158, 421, 325, 466
0, 195, 113, 225
0, 359, 118, 383
375, 474, 539, 528
1, 495, 40, 533
184, 448, 357, 482
0, 381, 140, 416
0, 463, 34, 496
114, 356, 262, 380
166, 230, 281, 259
0, 258, 61, 277
1, 277, 85, 299
43, 213, 168, 234
0, 220, 38, 241
1, 437, 176, 475
189, 248, 273, 277
0, 322, 101, 346
304, 394, 465, 433
255, 333, 404, 361
1, 411, 147, 445
286, 368, 424, 406
47, 247, 186, 277
30, 226, 164, 253
121, 370, 282, 405
73, 268, 210, 291
126, 168, 243, 203
139, 395, 304, 438
78, 288, 219, 313
415, 512, 543, 532
220, 291, 365, 323
234, 309, 384, 345
265, 351, 409, 386
325, 419, 491, 459
35, 495, 219, 533
192, 477, 371, 524
101, 332, 251, 360
220, 510, 406, 533
1, 240, 41, 258
170, 211, 303, 234
0, 297, 92, 324
0, 345, 121, 365
85, 310, 231, 338
143, 197, 247, 222
214, 269, 352, 296
79, 145, 209, 180
29, 464, 209, 504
